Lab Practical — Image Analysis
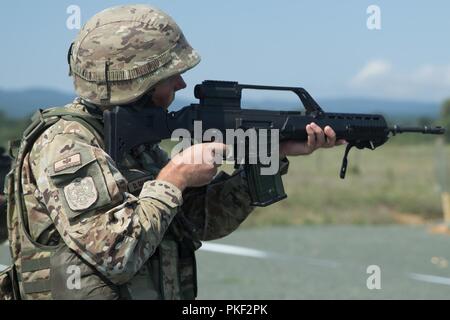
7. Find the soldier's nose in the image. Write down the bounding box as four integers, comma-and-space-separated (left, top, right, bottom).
174, 75, 187, 91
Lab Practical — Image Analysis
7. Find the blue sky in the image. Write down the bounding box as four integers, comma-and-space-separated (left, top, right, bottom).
1, 0, 449, 102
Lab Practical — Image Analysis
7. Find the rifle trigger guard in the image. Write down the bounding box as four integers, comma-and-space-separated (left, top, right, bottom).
340, 143, 354, 179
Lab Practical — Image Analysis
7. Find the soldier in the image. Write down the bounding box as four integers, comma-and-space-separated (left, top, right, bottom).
5, 4, 344, 299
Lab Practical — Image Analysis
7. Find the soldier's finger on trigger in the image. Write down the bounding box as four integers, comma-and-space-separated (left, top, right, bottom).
202, 150, 214, 166
213, 142, 229, 157
207, 143, 226, 166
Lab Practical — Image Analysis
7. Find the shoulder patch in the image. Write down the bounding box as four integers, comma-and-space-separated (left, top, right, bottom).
54, 153, 81, 173
63, 176, 98, 211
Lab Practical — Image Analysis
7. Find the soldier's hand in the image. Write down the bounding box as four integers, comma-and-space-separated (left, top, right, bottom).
280, 122, 346, 157
157, 143, 228, 191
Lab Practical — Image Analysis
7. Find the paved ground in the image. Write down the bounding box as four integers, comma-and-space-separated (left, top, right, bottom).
2, 225, 450, 299
195, 225, 450, 299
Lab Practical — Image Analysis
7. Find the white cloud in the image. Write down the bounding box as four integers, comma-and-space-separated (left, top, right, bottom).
411, 65, 450, 87
349, 60, 450, 101
350, 60, 392, 86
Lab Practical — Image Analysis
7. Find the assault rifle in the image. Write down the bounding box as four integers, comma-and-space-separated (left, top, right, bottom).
103, 80, 444, 207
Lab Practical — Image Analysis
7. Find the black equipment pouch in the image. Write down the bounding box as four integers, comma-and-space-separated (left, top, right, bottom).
0, 265, 21, 300
0, 147, 12, 242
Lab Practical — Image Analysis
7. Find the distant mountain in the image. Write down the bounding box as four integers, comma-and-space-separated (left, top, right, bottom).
0, 88, 76, 118
0, 88, 441, 123
319, 98, 439, 121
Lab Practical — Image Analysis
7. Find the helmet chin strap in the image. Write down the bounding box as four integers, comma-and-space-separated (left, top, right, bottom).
98, 60, 111, 106
80, 89, 161, 114
123, 90, 161, 111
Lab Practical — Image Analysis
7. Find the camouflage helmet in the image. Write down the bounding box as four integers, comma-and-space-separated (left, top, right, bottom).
68, 4, 201, 106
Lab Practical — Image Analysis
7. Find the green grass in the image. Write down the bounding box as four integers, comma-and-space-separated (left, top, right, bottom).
240, 142, 447, 226
0, 112, 30, 149
161, 138, 448, 226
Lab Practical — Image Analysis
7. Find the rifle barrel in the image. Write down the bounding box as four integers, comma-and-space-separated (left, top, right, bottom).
389, 125, 445, 135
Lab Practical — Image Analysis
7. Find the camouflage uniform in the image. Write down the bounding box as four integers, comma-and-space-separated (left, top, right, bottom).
5, 5, 289, 299
8, 98, 261, 299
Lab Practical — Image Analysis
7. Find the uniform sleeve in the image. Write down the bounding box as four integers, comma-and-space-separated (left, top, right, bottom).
29, 120, 183, 285
182, 157, 289, 241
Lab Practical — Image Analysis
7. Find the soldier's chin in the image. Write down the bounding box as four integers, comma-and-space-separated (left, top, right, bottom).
166, 93, 175, 109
